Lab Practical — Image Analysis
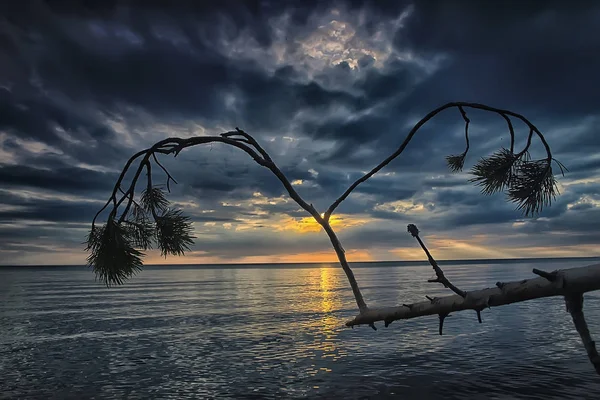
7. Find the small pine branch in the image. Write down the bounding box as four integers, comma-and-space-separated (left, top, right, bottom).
122, 219, 155, 250
507, 159, 558, 217
469, 148, 519, 195
446, 152, 467, 172
86, 219, 144, 287
141, 187, 169, 215
131, 202, 147, 223
155, 209, 195, 257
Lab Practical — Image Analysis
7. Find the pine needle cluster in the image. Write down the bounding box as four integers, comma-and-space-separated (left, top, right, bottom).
86, 187, 195, 286
447, 147, 559, 217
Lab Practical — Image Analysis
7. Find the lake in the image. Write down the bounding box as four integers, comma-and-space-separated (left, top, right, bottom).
1, 259, 600, 399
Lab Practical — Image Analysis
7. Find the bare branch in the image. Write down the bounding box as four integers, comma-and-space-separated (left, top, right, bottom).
324, 102, 555, 221
350, 265, 600, 369
221, 128, 273, 162
445, 106, 471, 172
92, 149, 147, 229
500, 113, 516, 153
152, 153, 178, 192
565, 293, 600, 374
407, 224, 467, 298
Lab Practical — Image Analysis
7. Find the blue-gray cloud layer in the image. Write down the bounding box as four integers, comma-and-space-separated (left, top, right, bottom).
1, 0, 599, 263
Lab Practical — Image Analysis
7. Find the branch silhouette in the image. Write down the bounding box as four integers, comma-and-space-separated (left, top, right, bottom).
87, 101, 599, 374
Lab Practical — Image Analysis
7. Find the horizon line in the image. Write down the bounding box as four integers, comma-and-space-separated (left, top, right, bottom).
2, 255, 600, 268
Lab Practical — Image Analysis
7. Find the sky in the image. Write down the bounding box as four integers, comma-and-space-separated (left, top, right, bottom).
0, 0, 599, 265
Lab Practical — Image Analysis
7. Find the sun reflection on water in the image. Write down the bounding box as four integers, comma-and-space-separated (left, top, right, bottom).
303, 267, 347, 374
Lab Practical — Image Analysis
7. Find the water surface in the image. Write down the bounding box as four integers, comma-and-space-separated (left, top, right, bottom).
1, 260, 599, 399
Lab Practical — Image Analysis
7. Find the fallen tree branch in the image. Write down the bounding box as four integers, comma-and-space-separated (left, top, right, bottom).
565, 293, 600, 374
346, 262, 600, 372
348, 263, 600, 374
346, 264, 600, 328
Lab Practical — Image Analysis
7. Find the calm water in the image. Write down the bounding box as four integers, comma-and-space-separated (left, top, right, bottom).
1, 260, 600, 399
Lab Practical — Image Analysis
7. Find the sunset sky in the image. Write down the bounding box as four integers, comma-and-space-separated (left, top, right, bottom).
1, 1, 599, 265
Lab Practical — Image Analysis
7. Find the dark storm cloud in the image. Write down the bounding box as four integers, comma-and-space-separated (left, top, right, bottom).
0, 0, 599, 262
395, 1, 600, 116
0, 163, 118, 193
0, 201, 98, 223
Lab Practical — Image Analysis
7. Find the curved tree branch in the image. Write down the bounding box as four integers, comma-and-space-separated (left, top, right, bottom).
324, 102, 554, 221
87, 131, 369, 309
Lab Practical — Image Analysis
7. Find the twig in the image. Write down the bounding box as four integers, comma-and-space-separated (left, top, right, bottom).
500, 113, 516, 153
407, 224, 467, 298
457, 105, 471, 155
152, 153, 178, 192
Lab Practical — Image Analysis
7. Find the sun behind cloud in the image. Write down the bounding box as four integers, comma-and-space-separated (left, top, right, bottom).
276, 214, 370, 234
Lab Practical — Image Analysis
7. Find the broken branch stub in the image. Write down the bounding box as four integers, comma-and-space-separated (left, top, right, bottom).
407, 224, 467, 298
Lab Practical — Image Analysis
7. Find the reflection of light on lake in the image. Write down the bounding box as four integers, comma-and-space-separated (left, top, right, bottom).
306, 267, 345, 367
319, 266, 337, 314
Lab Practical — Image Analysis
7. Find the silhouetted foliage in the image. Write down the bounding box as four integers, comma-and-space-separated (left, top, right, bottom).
155, 209, 195, 257
85, 219, 144, 286
140, 186, 169, 216
445, 152, 467, 172
508, 159, 558, 216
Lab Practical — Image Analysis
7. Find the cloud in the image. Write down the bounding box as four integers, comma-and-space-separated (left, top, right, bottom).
0, 1, 599, 265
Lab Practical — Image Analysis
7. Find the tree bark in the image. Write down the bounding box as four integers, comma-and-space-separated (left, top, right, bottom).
565, 293, 600, 374
346, 263, 600, 327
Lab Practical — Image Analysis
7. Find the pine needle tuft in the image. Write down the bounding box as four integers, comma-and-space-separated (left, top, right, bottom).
86, 219, 144, 287
507, 159, 558, 217
141, 187, 169, 215
446, 152, 467, 172
469, 148, 518, 195
155, 209, 195, 257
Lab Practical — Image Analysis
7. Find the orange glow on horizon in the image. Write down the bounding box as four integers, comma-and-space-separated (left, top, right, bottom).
276, 214, 369, 234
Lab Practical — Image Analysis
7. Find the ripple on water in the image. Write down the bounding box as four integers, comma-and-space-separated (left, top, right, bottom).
1, 262, 600, 399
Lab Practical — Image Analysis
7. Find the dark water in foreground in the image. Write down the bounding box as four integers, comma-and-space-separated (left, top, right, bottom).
1, 260, 600, 399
